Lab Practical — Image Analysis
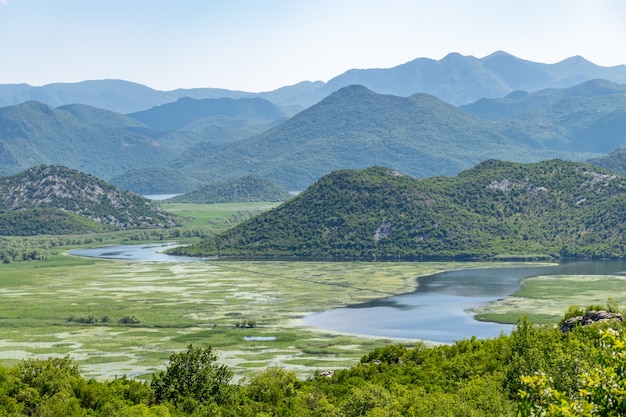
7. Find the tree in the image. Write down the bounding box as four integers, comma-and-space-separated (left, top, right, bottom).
150, 345, 232, 407
517, 328, 626, 416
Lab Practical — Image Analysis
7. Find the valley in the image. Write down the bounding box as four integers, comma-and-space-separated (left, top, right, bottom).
2, 238, 622, 382
2, 49, 626, 414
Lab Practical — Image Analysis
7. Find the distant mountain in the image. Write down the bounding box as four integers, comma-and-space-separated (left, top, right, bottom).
3, 80, 624, 193
108, 167, 202, 195
0, 165, 177, 236
1, 52, 626, 113
58, 103, 148, 130
173, 160, 626, 260
461, 79, 626, 120
502, 93, 626, 153
318, 51, 626, 105
0, 101, 170, 178
0, 100, 281, 191
588, 148, 626, 176
171, 85, 584, 190
127, 97, 287, 131
165, 176, 293, 204
0, 80, 254, 114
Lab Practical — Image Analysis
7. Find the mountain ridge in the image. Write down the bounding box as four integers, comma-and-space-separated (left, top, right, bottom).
2, 52, 626, 113
173, 160, 626, 260
0, 165, 178, 236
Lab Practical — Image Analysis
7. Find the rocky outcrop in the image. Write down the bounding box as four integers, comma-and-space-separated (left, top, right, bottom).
560, 310, 623, 332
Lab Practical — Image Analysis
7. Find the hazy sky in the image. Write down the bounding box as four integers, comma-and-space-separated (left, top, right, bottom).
1, 0, 625, 92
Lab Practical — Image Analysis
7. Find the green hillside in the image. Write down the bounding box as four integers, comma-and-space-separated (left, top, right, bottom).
127, 97, 286, 131
109, 167, 202, 194
173, 85, 572, 190
0, 101, 170, 178
588, 147, 626, 176
461, 79, 626, 120
0, 165, 178, 236
2, 80, 625, 193
503, 94, 626, 152
174, 160, 626, 259
165, 175, 293, 203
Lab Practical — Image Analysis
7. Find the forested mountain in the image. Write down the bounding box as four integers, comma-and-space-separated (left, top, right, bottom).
2, 52, 626, 113
170, 85, 584, 190
0, 101, 169, 178
109, 167, 202, 195
502, 92, 626, 153
127, 97, 286, 131
588, 147, 626, 177
174, 160, 626, 259
461, 79, 626, 120
165, 176, 293, 204
3, 80, 626, 193
0, 100, 281, 185
0, 165, 177, 236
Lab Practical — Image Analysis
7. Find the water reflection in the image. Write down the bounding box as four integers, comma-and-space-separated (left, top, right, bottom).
68, 244, 626, 344
69, 243, 206, 262
303, 260, 626, 343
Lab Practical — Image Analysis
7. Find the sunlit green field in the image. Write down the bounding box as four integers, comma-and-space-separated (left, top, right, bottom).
0, 251, 481, 381
474, 274, 626, 324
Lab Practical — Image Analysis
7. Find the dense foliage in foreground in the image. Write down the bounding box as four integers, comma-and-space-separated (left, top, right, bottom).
1, 308, 625, 416
176, 159, 626, 260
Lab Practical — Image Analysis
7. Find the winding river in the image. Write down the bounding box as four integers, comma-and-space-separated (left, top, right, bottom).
70, 245, 626, 343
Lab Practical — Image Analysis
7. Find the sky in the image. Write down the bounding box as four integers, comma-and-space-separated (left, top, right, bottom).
1, 0, 625, 92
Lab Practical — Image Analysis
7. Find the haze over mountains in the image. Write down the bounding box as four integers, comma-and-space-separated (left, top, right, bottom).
1, 51, 626, 193
2, 51, 626, 114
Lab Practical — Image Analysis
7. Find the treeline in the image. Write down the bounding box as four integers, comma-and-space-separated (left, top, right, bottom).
0, 306, 624, 416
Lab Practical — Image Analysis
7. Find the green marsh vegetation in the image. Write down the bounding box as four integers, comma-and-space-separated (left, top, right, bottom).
0, 247, 519, 380
474, 274, 626, 324
4, 202, 626, 415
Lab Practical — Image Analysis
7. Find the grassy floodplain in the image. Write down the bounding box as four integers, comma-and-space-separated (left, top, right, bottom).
0, 247, 526, 381
2, 201, 624, 383
474, 273, 626, 324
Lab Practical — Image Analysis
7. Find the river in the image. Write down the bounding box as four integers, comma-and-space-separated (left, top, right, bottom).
69, 245, 626, 343
303, 260, 626, 342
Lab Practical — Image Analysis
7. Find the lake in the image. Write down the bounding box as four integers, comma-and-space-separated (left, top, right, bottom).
69, 245, 626, 343
303, 260, 626, 343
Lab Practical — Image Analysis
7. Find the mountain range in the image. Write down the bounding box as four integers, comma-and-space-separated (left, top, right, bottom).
2, 51, 626, 194
2, 79, 626, 192
174, 160, 626, 260
2, 51, 626, 114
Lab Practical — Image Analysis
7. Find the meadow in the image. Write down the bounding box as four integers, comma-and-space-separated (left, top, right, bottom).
0, 251, 488, 381
0, 202, 623, 382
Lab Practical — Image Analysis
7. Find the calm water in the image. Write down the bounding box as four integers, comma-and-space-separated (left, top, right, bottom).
69, 244, 626, 343
69, 243, 207, 262
302, 260, 626, 343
